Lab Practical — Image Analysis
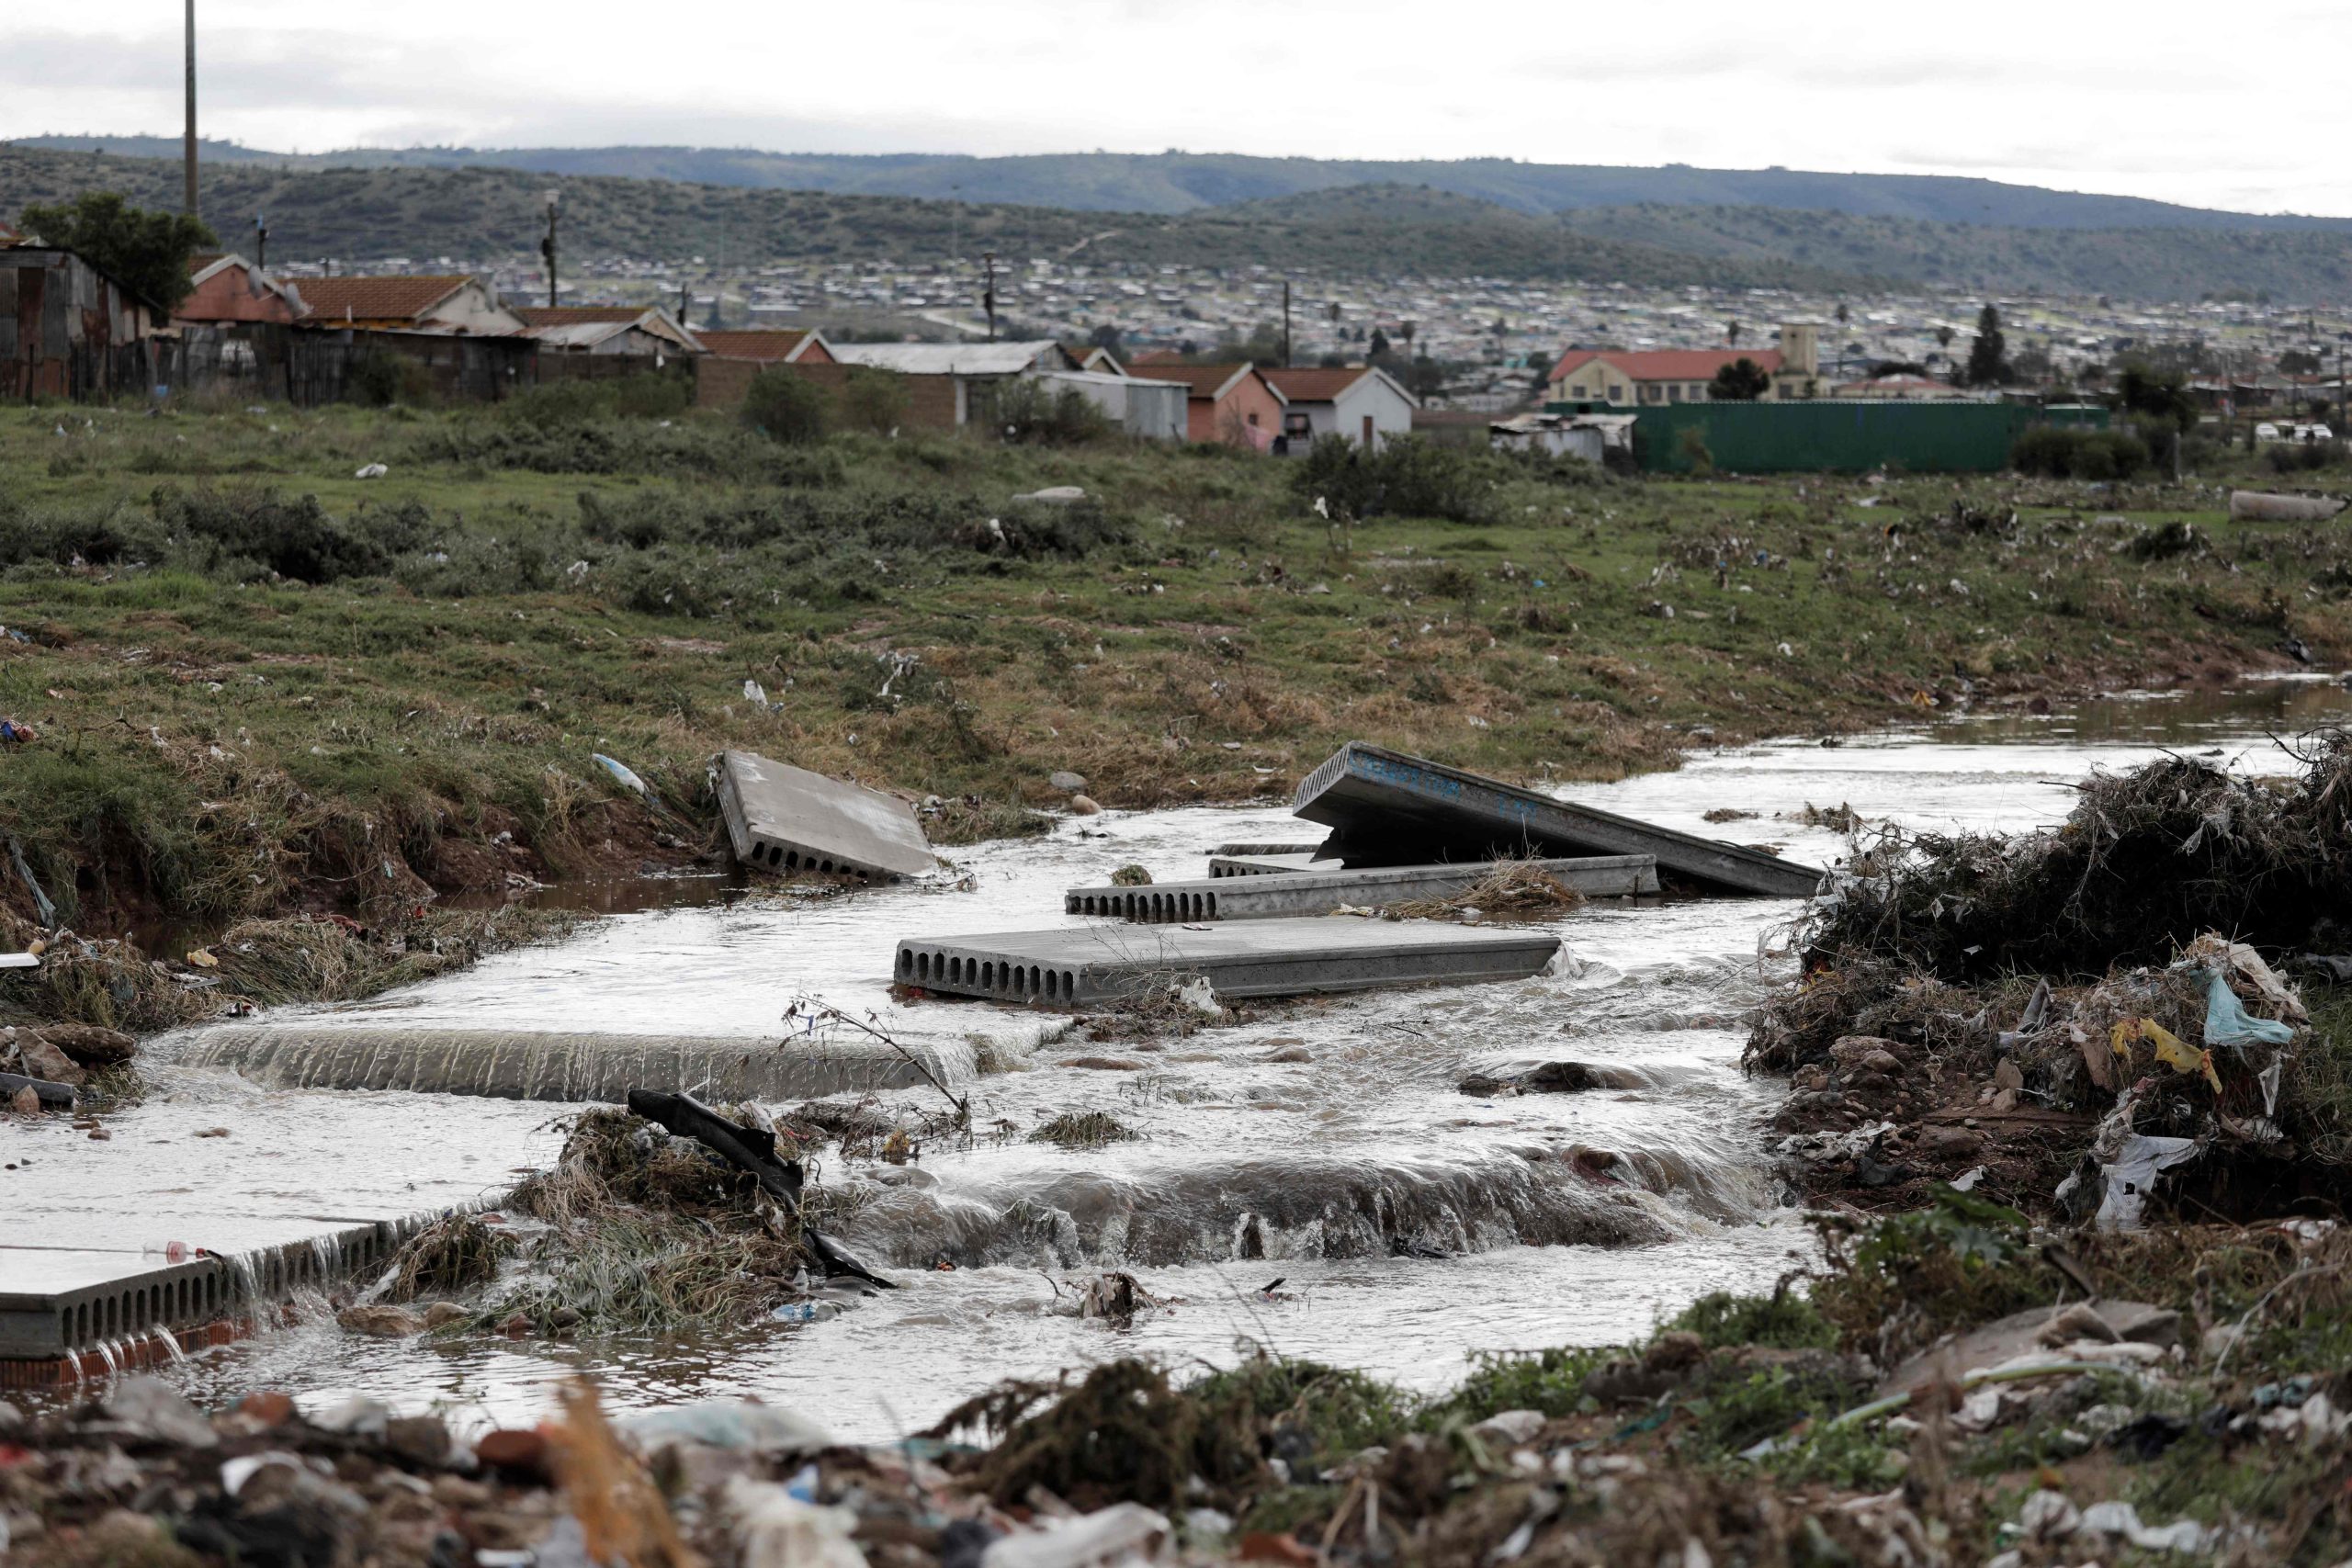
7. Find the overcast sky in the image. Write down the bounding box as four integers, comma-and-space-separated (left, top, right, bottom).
4, 0, 2341, 217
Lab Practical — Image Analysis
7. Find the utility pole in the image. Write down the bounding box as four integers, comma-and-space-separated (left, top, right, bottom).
981, 251, 997, 343
538, 190, 559, 309
183, 0, 198, 219
1282, 280, 1292, 368
254, 213, 266, 273
2338, 344, 2346, 443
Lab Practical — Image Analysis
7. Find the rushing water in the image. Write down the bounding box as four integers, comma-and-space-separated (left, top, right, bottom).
14, 675, 2350, 1437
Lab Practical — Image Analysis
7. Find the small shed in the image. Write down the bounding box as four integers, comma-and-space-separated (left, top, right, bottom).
0, 246, 163, 400
1032, 368, 1187, 442
1261, 366, 1419, 451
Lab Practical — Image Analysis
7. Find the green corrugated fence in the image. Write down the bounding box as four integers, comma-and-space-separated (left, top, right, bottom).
1595, 400, 2111, 475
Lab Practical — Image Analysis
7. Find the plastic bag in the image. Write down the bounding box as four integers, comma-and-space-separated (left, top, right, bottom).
2201, 969, 2295, 1050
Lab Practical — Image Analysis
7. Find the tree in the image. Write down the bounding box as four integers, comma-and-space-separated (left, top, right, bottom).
2279, 348, 2323, 376
16, 191, 216, 311
1934, 325, 1956, 352
1087, 323, 1125, 357
1708, 357, 1772, 401
2115, 364, 2196, 432
1368, 327, 1391, 358
1834, 301, 1850, 327
1725, 321, 1742, 346
1964, 304, 2010, 387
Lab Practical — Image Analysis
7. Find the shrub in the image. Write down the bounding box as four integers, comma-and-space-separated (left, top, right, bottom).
1291, 434, 1500, 525
151, 487, 434, 584
2011, 425, 2150, 480
840, 367, 912, 434
2264, 438, 2349, 474
982, 380, 1116, 446
500, 379, 615, 430
741, 367, 830, 445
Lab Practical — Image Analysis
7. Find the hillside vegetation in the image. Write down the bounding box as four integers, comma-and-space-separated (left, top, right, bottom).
0, 149, 1847, 289
18, 135, 2351, 232
13, 143, 2352, 299
1565, 202, 2352, 301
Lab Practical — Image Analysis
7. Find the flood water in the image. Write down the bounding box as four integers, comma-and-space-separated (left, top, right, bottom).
14, 674, 2349, 1438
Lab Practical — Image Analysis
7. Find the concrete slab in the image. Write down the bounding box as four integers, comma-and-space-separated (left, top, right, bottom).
178, 1026, 951, 1102
1069, 856, 1659, 922
0, 1216, 421, 1368
1294, 742, 1824, 899
716, 750, 936, 881
1206, 842, 1328, 858
896, 917, 1561, 1008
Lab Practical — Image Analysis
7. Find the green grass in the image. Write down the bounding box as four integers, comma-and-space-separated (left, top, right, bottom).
0, 397, 2342, 933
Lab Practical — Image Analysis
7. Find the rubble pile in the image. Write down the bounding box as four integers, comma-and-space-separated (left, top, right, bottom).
1758, 740, 2352, 1226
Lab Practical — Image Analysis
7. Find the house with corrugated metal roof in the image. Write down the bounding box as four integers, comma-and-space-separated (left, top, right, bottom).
515, 305, 702, 357
1261, 366, 1419, 451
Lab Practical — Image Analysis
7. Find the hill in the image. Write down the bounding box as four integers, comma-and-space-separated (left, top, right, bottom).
0, 149, 1856, 290
1562, 203, 2352, 302
17, 136, 2351, 231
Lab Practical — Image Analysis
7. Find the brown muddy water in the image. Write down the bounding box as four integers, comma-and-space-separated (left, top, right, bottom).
12, 674, 2350, 1438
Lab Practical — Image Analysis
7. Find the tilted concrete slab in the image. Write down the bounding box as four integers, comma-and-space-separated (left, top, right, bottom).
1069, 856, 1658, 922
1208, 852, 1340, 878
1294, 742, 1824, 899
1205, 842, 1329, 858
178, 1026, 952, 1103
716, 750, 936, 881
896, 917, 1561, 1008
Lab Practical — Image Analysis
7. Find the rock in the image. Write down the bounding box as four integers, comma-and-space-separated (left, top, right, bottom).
1069, 794, 1103, 816
33, 1023, 136, 1066
1049, 771, 1089, 793
1994, 1057, 2024, 1092
17, 1034, 84, 1087
103, 1375, 219, 1449
1643, 1331, 1708, 1373
231, 1391, 297, 1428
1914, 1125, 1985, 1159
1014, 486, 1087, 505
473, 1427, 552, 1480
1860, 1048, 1905, 1076
314, 1395, 390, 1437
385, 1415, 452, 1468
1261, 1046, 1313, 1064
8, 1086, 38, 1115
422, 1302, 469, 1328
336, 1304, 427, 1337
86, 1127, 110, 1140
1468, 1409, 1546, 1446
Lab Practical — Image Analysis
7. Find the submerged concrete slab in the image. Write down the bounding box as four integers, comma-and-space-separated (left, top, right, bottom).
896, 917, 1560, 1008
0, 1217, 420, 1370
1206, 842, 1328, 858
1069, 856, 1659, 922
716, 750, 936, 881
1294, 742, 1824, 899
178, 1026, 951, 1103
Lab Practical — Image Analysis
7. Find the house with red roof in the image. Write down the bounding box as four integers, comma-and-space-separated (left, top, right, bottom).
1546, 323, 1823, 407
176, 253, 306, 326
293, 274, 524, 335
1127, 363, 1286, 448
695, 329, 835, 365
1261, 366, 1418, 451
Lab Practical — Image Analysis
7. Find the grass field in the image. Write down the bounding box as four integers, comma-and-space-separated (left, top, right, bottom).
0, 388, 2342, 933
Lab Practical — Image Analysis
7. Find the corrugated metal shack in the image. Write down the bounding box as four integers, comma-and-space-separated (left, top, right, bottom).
0, 248, 163, 400
1625, 400, 2112, 475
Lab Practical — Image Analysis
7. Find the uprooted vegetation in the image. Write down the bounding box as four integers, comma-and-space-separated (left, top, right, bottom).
1381, 858, 1587, 921
1751, 736, 2352, 1225
401, 1107, 823, 1336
